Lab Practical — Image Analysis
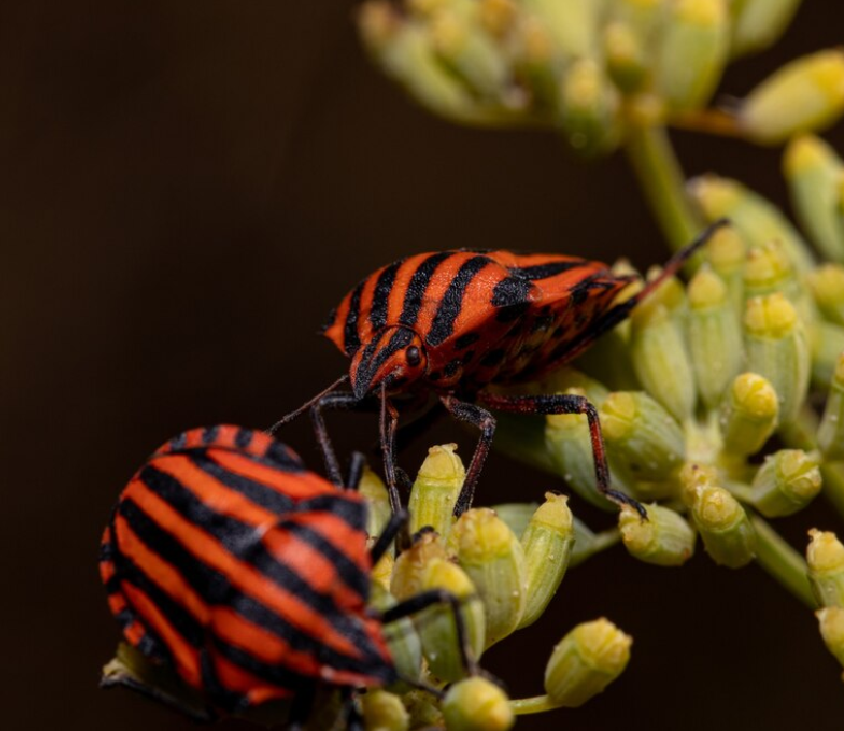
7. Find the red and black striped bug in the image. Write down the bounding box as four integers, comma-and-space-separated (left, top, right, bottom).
272, 221, 727, 519
100, 424, 477, 726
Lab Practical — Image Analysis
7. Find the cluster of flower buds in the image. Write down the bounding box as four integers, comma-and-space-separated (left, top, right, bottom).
356, 445, 633, 730
357, 0, 844, 155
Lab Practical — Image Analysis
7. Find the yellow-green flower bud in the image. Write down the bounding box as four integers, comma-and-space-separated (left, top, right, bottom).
370, 584, 423, 688
619, 503, 695, 566
704, 224, 747, 317
361, 466, 392, 539
818, 353, 844, 460
544, 619, 632, 707
372, 550, 395, 592
519, 493, 575, 629
749, 449, 821, 518
654, 0, 729, 111
812, 321, 844, 387
403, 690, 444, 730
610, 0, 667, 43
363, 689, 409, 731
743, 241, 814, 328
603, 21, 648, 93
630, 302, 695, 423
721, 373, 779, 457
391, 530, 450, 602
688, 175, 814, 273
477, 0, 518, 39
414, 557, 486, 682
740, 49, 844, 145
689, 485, 755, 567
743, 293, 811, 424
545, 396, 637, 510
687, 268, 744, 408
809, 264, 844, 325
680, 461, 721, 507
409, 444, 465, 538
559, 58, 621, 157
449, 508, 525, 646
728, 0, 802, 58
443, 677, 514, 731
520, 0, 600, 62
430, 6, 509, 99
600, 391, 686, 480
808, 530, 844, 607
491, 502, 537, 538
816, 606, 844, 670
784, 135, 844, 263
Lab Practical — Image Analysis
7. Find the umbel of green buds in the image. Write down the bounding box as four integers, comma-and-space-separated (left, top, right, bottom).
449, 508, 526, 647
408, 444, 465, 538
689, 484, 756, 568
619, 503, 695, 566
544, 619, 632, 707
807, 530, 844, 608
519, 493, 575, 630
442, 677, 514, 731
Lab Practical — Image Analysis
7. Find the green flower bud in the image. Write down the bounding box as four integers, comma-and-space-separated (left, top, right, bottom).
600, 391, 686, 481
630, 302, 695, 423
740, 49, 844, 145
414, 557, 486, 682
545, 394, 637, 510
743, 240, 816, 329
609, 0, 667, 44
619, 503, 695, 566
816, 606, 844, 670
544, 619, 632, 707
391, 530, 450, 602
687, 267, 744, 408
808, 529, 844, 607
409, 444, 465, 538
688, 175, 814, 273
655, 0, 729, 111
728, 0, 802, 58
784, 135, 844, 263
520, 0, 600, 62
748, 449, 822, 517
361, 466, 392, 539
372, 550, 395, 592
743, 293, 811, 424
443, 677, 514, 731
603, 21, 648, 93
370, 584, 423, 689
559, 58, 622, 157
689, 485, 756, 567
680, 461, 722, 507
813, 320, 844, 387
519, 493, 575, 629
449, 508, 526, 646
818, 353, 844, 460
809, 264, 844, 325
430, 6, 509, 99
720, 373, 779, 457
363, 689, 409, 731
704, 224, 747, 318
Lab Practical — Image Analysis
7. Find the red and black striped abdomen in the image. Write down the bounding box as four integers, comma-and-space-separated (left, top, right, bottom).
323, 250, 633, 393
99, 425, 393, 710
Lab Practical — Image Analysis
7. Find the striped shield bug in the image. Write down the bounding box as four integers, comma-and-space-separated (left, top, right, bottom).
100, 424, 478, 725
272, 221, 727, 519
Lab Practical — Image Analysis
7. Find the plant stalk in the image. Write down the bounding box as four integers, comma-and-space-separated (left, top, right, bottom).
750, 514, 817, 609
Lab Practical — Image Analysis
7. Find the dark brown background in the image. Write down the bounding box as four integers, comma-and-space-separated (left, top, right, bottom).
4, 2, 844, 729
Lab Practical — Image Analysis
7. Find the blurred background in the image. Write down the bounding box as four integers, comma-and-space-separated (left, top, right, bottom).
3, 2, 844, 729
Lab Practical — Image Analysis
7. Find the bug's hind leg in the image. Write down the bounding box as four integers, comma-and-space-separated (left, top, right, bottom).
476, 391, 646, 518
440, 395, 496, 518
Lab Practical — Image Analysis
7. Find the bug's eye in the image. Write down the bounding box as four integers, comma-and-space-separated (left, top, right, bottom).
406, 346, 422, 367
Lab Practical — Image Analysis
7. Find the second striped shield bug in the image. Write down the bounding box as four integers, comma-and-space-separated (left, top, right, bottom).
273, 221, 727, 520
100, 425, 479, 726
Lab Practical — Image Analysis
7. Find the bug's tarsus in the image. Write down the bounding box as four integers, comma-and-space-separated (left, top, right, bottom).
267, 374, 350, 436
477, 391, 646, 518
440, 395, 496, 518
378, 589, 480, 678
370, 509, 409, 565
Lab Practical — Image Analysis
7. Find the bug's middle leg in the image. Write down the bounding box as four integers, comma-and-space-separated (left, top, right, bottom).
477, 391, 646, 518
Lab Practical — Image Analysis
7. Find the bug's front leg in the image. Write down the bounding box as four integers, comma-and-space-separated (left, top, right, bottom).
440, 394, 496, 518
476, 391, 646, 518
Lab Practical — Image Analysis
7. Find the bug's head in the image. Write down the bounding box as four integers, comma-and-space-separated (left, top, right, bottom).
350, 327, 428, 400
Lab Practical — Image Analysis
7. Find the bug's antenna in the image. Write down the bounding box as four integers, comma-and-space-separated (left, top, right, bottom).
267, 374, 350, 435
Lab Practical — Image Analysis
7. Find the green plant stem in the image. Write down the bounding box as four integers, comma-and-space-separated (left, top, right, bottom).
509, 695, 561, 715
750, 515, 817, 609
625, 124, 703, 252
